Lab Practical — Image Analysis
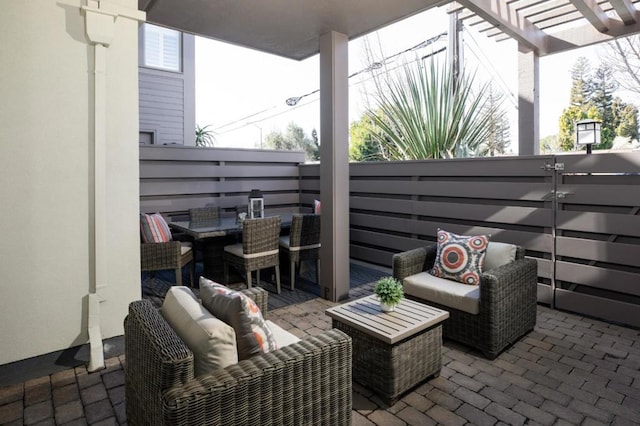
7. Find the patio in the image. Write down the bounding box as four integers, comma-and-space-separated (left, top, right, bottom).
2, 276, 639, 425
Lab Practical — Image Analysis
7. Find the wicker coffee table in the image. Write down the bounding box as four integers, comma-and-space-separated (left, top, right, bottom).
326, 295, 449, 405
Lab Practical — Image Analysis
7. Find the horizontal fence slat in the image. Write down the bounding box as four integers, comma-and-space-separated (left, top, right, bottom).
140, 145, 305, 163
351, 180, 550, 201
351, 196, 551, 227
556, 261, 640, 297
557, 210, 640, 236
555, 289, 640, 328
561, 152, 640, 174
558, 184, 640, 206
140, 180, 300, 197
556, 236, 640, 267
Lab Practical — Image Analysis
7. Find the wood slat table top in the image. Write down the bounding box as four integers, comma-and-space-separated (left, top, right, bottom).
325, 295, 449, 344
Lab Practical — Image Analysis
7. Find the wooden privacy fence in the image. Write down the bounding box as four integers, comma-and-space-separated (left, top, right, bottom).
300, 152, 640, 328
140, 147, 640, 327
139, 145, 306, 219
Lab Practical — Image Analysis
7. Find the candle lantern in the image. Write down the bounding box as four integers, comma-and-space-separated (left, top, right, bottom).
248, 189, 264, 219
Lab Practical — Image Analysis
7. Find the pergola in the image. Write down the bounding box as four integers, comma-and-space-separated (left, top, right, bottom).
139, 0, 640, 301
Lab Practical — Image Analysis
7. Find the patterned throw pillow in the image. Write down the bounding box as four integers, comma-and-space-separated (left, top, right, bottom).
140, 213, 172, 243
313, 199, 321, 215
199, 277, 277, 360
430, 229, 490, 286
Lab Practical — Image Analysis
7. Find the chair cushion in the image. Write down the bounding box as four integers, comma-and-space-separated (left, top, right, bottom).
279, 236, 291, 249
266, 320, 301, 347
200, 277, 278, 360
140, 213, 172, 243
404, 271, 480, 315
430, 229, 489, 286
160, 286, 238, 376
484, 242, 517, 271
224, 243, 244, 257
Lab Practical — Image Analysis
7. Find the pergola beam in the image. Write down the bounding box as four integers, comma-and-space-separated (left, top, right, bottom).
546, 14, 640, 53
610, 0, 639, 25
569, 0, 612, 32
454, 0, 549, 54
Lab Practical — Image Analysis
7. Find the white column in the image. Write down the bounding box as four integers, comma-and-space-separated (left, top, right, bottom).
319, 31, 350, 302
518, 46, 540, 156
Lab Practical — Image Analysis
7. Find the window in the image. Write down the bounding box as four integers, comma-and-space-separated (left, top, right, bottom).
143, 24, 181, 72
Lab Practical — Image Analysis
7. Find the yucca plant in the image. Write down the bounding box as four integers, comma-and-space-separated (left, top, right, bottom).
368, 57, 493, 160
195, 124, 216, 147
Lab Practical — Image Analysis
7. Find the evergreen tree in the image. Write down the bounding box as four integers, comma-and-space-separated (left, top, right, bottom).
477, 85, 510, 157
591, 64, 618, 148
569, 57, 592, 106
614, 100, 639, 140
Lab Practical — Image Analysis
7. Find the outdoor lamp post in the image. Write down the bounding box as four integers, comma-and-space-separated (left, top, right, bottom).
248, 189, 264, 219
576, 119, 601, 154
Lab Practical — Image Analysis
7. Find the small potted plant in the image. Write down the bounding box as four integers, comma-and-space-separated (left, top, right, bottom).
374, 277, 404, 312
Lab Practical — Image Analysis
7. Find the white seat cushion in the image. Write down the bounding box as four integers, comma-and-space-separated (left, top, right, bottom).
403, 272, 480, 315
484, 242, 517, 271
266, 320, 300, 347
279, 236, 291, 249
161, 286, 238, 376
179, 242, 192, 256
224, 243, 244, 256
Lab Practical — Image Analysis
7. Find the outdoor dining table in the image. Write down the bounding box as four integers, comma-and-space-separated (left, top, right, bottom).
169, 213, 293, 282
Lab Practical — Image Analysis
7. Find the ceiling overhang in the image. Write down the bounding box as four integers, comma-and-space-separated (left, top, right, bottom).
140, 0, 448, 61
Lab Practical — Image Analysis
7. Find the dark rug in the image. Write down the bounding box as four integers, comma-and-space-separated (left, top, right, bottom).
142, 260, 388, 311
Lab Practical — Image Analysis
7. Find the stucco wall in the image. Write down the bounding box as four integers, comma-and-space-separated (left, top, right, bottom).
0, 0, 141, 365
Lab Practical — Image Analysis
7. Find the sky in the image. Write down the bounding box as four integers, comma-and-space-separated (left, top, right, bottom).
194, 6, 633, 152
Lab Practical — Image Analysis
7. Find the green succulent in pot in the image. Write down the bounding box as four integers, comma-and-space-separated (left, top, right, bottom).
374, 277, 404, 312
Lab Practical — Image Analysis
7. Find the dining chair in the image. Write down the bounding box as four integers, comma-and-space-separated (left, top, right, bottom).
140, 213, 194, 287
189, 205, 220, 222
223, 216, 282, 293
279, 214, 321, 290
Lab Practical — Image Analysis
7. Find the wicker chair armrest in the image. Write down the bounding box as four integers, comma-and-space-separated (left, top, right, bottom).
480, 257, 538, 315
240, 287, 269, 318
162, 329, 352, 426
140, 241, 182, 269
392, 245, 437, 282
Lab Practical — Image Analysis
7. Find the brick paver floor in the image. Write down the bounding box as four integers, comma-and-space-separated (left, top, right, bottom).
2, 282, 639, 425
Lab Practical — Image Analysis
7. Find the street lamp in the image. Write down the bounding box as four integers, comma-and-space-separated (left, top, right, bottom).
576, 119, 601, 154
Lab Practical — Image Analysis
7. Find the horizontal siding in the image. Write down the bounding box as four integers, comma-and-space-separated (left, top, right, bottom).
139, 68, 184, 146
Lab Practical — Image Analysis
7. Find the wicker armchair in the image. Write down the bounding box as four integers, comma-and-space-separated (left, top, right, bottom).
393, 244, 537, 359
279, 214, 321, 290
124, 288, 353, 426
141, 241, 194, 287
223, 216, 282, 293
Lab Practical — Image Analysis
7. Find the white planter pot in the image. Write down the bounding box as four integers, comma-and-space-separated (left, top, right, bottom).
380, 302, 396, 312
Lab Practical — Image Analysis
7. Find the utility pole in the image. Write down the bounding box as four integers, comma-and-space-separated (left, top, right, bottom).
448, 11, 463, 94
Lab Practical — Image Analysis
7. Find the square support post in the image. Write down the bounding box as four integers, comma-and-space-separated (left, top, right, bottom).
319, 31, 350, 302
518, 46, 540, 156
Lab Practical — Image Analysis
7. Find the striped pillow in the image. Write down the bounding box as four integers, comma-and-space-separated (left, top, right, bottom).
140, 213, 172, 243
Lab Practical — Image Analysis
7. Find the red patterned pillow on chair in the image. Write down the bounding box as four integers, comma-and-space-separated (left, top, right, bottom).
140, 213, 172, 243
430, 229, 490, 286
199, 277, 277, 360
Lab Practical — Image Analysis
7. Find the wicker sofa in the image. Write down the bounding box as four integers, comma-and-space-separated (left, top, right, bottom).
125, 287, 352, 426
393, 244, 537, 359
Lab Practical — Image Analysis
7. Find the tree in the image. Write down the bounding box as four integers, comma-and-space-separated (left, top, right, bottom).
476, 84, 510, 157
195, 124, 216, 147
601, 36, 640, 95
349, 111, 387, 161
614, 100, 639, 140
264, 122, 318, 162
590, 64, 618, 148
569, 57, 592, 106
368, 58, 493, 160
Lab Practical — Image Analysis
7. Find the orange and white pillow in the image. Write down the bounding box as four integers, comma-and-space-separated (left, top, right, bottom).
140, 213, 172, 243
430, 229, 490, 286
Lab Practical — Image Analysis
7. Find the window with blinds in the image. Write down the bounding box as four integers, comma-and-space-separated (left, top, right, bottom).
143, 24, 181, 72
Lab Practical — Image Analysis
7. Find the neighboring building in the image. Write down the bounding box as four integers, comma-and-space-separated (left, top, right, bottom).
138, 23, 195, 146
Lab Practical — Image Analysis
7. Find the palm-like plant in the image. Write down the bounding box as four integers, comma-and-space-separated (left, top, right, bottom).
369, 58, 493, 160
195, 124, 216, 147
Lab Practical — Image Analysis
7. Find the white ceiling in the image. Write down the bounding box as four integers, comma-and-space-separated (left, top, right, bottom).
139, 0, 640, 60
139, 0, 448, 60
